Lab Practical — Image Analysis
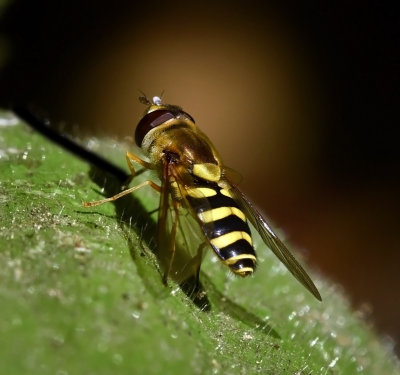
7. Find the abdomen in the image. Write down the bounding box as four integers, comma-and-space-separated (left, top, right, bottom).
186, 183, 257, 276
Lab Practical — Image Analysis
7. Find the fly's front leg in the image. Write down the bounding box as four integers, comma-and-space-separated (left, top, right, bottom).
83, 180, 160, 207
83, 151, 159, 207
123, 151, 155, 189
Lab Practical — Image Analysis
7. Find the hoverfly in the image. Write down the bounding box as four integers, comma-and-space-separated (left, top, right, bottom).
84, 95, 321, 301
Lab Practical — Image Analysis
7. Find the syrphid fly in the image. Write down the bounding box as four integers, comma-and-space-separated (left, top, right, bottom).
84, 95, 321, 301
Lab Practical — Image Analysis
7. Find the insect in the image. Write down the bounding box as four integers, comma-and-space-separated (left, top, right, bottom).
84, 95, 321, 301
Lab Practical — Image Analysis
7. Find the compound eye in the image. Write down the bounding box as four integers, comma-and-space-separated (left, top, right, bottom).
135, 110, 175, 146
182, 111, 195, 124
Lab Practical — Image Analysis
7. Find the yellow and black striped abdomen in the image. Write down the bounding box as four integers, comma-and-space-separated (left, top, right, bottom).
186, 183, 257, 276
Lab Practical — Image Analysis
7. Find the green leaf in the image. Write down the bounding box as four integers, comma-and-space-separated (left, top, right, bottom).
0, 111, 399, 375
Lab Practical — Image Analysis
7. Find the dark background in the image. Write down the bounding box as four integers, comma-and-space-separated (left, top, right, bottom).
1, 1, 398, 353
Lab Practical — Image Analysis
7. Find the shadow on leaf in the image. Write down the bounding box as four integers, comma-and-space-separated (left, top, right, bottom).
84, 165, 279, 338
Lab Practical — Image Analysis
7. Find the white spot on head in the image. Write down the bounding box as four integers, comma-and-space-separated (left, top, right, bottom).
153, 96, 162, 106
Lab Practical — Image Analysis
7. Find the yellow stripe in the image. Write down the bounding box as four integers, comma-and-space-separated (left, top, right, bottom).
231, 207, 246, 221
198, 206, 246, 223
233, 267, 254, 276
210, 231, 252, 248
186, 187, 217, 198
220, 188, 234, 198
223, 254, 257, 265
192, 163, 221, 182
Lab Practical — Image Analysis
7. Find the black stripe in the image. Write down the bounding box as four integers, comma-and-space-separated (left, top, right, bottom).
213, 239, 256, 261
230, 257, 257, 272
187, 185, 239, 213
203, 214, 251, 239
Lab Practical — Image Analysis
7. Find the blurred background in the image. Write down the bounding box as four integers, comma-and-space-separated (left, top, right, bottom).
0, 1, 398, 352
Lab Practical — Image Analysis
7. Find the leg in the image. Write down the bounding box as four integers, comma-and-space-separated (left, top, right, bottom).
122, 151, 156, 189
83, 180, 160, 207
125, 151, 154, 176
162, 201, 181, 285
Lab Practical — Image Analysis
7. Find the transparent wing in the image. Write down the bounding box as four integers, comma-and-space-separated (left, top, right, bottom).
226, 180, 322, 301
171, 166, 213, 260
157, 160, 210, 284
